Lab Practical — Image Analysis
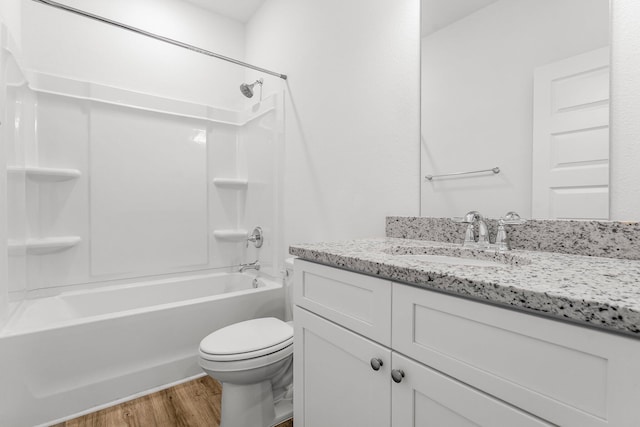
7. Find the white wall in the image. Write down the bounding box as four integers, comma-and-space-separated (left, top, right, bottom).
421, 0, 609, 219
610, 0, 640, 221
0, 0, 19, 45
21, 0, 246, 108
245, 0, 421, 251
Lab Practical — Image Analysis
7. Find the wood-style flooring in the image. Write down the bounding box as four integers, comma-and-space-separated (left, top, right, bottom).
51, 376, 293, 427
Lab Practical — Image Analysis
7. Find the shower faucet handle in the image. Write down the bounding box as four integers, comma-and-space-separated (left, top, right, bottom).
247, 226, 264, 248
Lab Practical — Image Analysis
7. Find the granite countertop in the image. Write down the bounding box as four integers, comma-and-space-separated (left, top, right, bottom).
289, 238, 640, 337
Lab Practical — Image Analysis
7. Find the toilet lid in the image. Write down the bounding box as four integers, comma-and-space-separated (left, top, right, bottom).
200, 318, 293, 361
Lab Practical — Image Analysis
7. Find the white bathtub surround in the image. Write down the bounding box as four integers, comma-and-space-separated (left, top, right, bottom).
0, 28, 9, 327
289, 238, 640, 337
3, 65, 284, 295
6, 165, 81, 180
386, 216, 640, 260
7, 236, 82, 256
0, 272, 285, 427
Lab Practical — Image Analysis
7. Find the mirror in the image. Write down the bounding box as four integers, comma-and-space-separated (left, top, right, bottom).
420, 0, 610, 220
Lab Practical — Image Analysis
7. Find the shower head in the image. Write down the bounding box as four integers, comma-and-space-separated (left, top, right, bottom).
240, 79, 263, 98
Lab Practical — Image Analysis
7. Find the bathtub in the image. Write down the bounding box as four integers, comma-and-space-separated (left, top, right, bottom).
0, 271, 285, 427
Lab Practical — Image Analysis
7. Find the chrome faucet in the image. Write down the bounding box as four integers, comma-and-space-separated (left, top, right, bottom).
452, 211, 491, 249
239, 260, 260, 273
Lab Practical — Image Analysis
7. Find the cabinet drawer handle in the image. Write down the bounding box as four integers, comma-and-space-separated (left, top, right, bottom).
370, 358, 383, 371
391, 369, 405, 383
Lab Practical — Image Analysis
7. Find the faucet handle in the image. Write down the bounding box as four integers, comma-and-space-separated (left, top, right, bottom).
495, 212, 526, 252
451, 216, 476, 247
501, 211, 526, 225
451, 211, 482, 223
451, 216, 468, 223
462, 223, 476, 248
247, 226, 264, 248
452, 211, 485, 248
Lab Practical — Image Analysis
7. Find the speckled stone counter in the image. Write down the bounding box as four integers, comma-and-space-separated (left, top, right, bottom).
289, 238, 640, 337
387, 216, 640, 260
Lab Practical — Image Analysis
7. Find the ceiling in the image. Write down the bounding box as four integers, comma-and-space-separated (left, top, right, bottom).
185, 0, 498, 37
183, 0, 265, 23
422, 0, 499, 37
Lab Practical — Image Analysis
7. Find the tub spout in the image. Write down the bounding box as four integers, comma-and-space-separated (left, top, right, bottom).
239, 260, 260, 273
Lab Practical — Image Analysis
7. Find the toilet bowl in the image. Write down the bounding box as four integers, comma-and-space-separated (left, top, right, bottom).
199, 317, 293, 427
199, 260, 296, 427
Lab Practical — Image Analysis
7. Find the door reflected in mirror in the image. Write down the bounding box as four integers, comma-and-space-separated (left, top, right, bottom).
420, 0, 610, 220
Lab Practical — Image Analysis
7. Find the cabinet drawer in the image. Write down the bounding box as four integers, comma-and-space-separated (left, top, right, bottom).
392, 282, 640, 427
294, 259, 391, 345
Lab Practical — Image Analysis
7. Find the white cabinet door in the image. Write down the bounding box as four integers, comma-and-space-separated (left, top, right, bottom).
532, 47, 610, 219
294, 306, 391, 427
391, 352, 553, 427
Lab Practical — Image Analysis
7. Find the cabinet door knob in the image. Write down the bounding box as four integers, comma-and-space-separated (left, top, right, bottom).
370, 358, 383, 371
391, 369, 405, 383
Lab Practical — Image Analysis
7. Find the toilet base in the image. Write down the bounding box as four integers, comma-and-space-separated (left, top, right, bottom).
272, 398, 293, 427
220, 380, 275, 427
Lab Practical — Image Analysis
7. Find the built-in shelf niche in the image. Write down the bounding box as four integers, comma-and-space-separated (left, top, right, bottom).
212, 178, 248, 189
213, 229, 248, 241
7, 166, 82, 256
8, 236, 82, 255
7, 166, 82, 181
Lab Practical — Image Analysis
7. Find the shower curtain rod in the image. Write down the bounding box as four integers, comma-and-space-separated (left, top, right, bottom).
31, 0, 288, 80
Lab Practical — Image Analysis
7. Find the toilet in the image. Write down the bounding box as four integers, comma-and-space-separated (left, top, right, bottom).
198, 260, 295, 427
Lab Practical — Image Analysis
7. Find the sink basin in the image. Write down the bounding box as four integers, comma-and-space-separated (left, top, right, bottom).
383, 244, 530, 267
399, 254, 504, 267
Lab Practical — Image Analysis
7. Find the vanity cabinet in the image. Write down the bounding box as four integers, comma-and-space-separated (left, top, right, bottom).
293, 259, 640, 427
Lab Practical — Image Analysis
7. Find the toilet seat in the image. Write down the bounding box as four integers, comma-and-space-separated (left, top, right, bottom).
199, 343, 293, 373
200, 317, 293, 362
